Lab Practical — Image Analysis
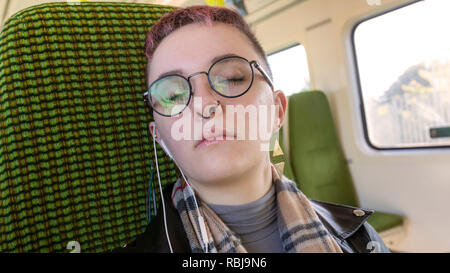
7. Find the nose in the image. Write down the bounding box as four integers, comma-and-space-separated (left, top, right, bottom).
188, 72, 222, 118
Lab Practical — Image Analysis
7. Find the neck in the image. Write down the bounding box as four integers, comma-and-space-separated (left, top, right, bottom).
187, 155, 273, 206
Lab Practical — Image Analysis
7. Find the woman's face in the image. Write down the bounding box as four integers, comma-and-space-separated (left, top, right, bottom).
148, 22, 286, 186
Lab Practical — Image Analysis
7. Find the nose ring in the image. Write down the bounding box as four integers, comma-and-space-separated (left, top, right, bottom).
198, 100, 220, 119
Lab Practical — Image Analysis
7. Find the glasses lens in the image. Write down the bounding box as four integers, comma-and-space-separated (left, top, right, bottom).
209, 57, 253, 97
148, 75, 190, 116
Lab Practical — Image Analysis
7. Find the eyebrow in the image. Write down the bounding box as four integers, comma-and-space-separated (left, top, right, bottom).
155, 53, 240, 80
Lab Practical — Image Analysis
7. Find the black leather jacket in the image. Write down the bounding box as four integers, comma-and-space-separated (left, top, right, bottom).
113, 183, 390, 253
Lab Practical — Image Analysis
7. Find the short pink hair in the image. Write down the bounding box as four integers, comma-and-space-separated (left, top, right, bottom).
144, 5, 272, 85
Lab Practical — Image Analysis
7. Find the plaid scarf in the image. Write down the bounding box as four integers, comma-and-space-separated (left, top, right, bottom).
171, 164, 343, 253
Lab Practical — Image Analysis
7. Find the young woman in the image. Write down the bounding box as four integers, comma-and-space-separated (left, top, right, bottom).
115, 5, 389, 253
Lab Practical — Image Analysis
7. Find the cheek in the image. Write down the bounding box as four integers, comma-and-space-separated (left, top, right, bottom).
169, 140, 192, 162
232, 81, 274, 112
241, 87, 276, 139
154, 116, 193, 162
251, 86, 274, 106
155, 114, 182, 141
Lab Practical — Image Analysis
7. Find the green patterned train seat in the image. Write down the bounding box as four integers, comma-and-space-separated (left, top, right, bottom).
0, 2, 179, 252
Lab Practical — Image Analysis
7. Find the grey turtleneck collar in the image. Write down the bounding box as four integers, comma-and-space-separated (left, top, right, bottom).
207, 184, 284, 253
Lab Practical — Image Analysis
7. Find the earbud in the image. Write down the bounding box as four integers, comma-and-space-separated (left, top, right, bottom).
152, 126, 174, 160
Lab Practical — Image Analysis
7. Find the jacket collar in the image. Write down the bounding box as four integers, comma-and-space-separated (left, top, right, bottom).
309, 199, 373, 240
273, 167, 373, 241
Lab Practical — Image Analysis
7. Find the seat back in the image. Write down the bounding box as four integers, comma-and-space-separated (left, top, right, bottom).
0, 2, 177, 252
287, 91, 358, 206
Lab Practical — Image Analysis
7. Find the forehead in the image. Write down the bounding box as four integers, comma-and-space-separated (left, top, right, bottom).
147, 23, 259, 82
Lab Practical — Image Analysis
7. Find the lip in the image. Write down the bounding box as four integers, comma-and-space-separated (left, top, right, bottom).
195, 133, 235, 150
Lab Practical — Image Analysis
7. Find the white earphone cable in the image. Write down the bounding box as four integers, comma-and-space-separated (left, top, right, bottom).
152, 129, 174, 253
153, 128, 208, 253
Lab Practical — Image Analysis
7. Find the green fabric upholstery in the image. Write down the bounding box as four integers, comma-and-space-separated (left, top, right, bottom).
0, 2, 177, 252
287, 91, 404, 232
368, 212, 404, 232
288, 91, 358, 206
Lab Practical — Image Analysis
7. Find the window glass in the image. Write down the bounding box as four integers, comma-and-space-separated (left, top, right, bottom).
353, 0, 450, 149
267, 44, 310, 97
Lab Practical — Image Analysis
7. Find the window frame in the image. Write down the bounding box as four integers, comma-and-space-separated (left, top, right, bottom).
350, 0, 450, 151
268, 42, 302, 58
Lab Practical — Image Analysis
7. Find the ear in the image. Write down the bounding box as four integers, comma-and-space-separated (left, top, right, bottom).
148, 121, 161, 145
273, 90, 287, 131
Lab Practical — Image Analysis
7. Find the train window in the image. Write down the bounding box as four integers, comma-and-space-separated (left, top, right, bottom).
267, 44, 310, 97
353, 0, 450, 149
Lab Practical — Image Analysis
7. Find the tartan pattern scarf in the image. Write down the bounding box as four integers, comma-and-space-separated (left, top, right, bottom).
171, 165, 343, 253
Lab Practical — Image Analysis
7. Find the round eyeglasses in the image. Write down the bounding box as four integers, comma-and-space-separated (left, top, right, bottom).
143, 55, 274, 117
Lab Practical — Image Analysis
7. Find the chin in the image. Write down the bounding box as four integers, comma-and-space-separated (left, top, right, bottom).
186, 141, 263, 183
193, 154, 250, 183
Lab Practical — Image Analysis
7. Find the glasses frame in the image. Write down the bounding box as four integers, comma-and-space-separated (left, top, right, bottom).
143, 55, 274, 117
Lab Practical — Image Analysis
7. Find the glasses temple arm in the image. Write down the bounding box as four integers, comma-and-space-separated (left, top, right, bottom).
252, 61, 274, 91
